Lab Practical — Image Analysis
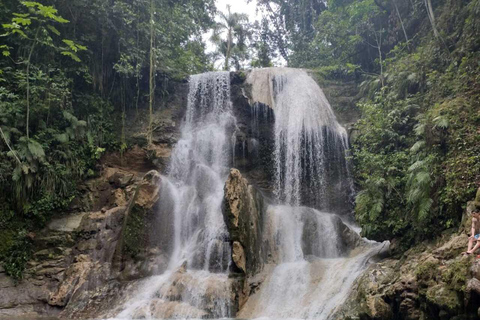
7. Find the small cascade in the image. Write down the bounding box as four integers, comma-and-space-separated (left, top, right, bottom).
247, 68, 354, 212
112, 72, 236, 319
239, 205, 384, 320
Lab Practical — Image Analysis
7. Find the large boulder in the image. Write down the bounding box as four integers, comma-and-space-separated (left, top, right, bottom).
223, 169, 265, 276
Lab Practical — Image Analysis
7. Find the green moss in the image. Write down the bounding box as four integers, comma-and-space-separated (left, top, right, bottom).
0, 230, 33, 281
415, 260, 440, 283
237, 71, 246, 81
123, 204, 148, 258
0, 229, 15, 257
441, 259, 470, 292
426, 284, 461, 312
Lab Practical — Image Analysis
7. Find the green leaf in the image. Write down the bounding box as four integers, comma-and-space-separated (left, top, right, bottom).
46, 25, 60, 36
12, 17, 31, 26
61, 51, 81, 62
55, 133, 69, 143
27, 140, 45, 159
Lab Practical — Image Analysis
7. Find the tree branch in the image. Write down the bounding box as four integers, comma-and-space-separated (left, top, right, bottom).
0, 127, 22, 165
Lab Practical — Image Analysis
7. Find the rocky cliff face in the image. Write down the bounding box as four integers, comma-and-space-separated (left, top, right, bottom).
222, 169, 266, 311
0, 79, 187, 318
335, 188, 480, 320
0, 162, 165, 318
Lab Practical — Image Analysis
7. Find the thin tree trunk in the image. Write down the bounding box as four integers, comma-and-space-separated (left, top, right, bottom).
225, 28, 232, 71
25, 27, 41, 139
424, 0, 440, 39
148, 0, 155, 145
0, 127, 21, 165
393, 0, 409, 45
374, 31, 384, 87
135, 18, 140, 116
135, 5, 141, 116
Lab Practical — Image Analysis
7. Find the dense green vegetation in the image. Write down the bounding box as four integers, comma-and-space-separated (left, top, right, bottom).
1, 0, 479, 278
256, 0, 480, 247
0, 0, 216, 278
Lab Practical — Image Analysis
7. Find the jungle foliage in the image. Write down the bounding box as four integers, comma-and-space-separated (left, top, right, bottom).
0, 0, 216, 278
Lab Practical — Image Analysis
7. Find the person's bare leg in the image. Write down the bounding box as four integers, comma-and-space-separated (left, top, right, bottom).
468, 237, 474, 251
467, 240, 480, 254
463, 237, 475, 254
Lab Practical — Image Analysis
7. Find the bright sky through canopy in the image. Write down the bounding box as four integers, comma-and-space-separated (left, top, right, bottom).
216, 0, 257, 18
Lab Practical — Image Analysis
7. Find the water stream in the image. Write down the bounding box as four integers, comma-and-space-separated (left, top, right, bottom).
112, 72, 236, 319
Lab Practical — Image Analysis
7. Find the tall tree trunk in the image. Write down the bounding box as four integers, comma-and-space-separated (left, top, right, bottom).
148, 0, 155, 145
374, 31, 384, 87
25, 27, 41, 139
393, 0, 409, 45
225, 28, 232, 71
424, 0, 440, 39
135, 5, 141, 116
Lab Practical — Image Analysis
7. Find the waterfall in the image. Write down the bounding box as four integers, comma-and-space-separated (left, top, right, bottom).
110, 69, 385, 320
239, 68, 385, 320
112, 72, 236, 319
248, 68, 354, 212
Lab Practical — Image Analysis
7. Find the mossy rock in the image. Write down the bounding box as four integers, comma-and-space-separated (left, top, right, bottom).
0, 229, 16, 257
415, 258, 440, 283
123, 204, 149, 258
426, 284, 461, 312
441, 258, 469, 292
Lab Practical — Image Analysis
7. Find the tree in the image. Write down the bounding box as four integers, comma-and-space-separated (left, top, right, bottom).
148, 0, 155, 145
253, 0, 327, 64
250, 18, 275, 68
211, 5, 250, 71
1, 1, 85, 139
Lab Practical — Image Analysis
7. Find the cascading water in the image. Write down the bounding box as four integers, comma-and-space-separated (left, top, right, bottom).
112, 72, 236, 319
272, 69, 354, 211
240, 68, 386, 320
110, 68, 385, 320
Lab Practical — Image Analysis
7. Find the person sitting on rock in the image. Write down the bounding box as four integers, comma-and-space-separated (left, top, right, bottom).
464, 210, 480, 255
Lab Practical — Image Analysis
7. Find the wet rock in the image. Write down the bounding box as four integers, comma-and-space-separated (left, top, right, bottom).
232, 241, 246, 274
471, 260, 480, 279
108, 170, 135, 188
145, 299, 208, 319
48, 255, 93, 307
135, 170, 161, 209
48, 212, 88, 232
113, 188, 127, 207
367, 296, 393, 320
223, 169, 265, 275
466, 278, 480, 295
